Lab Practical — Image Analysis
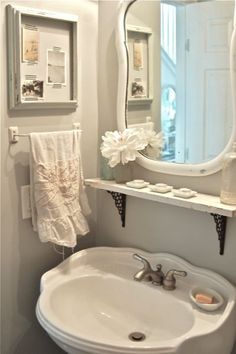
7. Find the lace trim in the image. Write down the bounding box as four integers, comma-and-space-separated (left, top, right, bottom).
37, 207, 89, 248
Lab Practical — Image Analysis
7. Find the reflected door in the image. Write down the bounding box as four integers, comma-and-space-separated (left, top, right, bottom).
185, 1, 234, 163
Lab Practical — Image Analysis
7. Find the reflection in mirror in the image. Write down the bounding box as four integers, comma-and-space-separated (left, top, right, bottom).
125, 0, 234, 165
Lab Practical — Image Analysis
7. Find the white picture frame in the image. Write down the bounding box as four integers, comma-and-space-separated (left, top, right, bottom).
7, 5, 78, 110
126, 25, 153, 105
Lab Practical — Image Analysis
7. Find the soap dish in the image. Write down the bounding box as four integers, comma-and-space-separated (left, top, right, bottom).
173, 188, 197, 199
189, 287, 224, 311
149, 183, 173, 193
126, 180, 150, 189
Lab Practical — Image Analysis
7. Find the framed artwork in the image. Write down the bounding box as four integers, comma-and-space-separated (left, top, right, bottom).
131, 79, 146, 98
7, 5, 78, 110
126, 25, 153, 105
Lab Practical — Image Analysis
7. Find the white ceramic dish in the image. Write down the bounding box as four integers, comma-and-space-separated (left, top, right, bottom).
126, 179, 149, 189
149, 183, 173, 193
173, 188, 197, 199
189, 287, 224, 311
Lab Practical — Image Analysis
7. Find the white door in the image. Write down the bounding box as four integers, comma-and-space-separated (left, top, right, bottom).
185, 0, 234, 164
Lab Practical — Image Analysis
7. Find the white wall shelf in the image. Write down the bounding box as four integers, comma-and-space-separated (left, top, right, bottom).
85, 178, 236, 255
85, 178, 236, 217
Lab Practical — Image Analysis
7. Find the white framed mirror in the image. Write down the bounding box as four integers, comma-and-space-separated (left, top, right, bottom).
116, 0, 236, 176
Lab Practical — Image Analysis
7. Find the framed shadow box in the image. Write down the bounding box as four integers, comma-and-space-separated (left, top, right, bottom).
126, 24, 153, 106
7, 5, 78, 110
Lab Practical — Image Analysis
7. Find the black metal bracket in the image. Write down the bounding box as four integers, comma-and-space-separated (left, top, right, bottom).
211, 213, 227, 255
107, 191, 126, 227
106, 191, 227, 254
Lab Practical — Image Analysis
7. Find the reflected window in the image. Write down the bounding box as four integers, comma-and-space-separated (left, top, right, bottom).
161, 3, 177, 161
161, 3, 176, 64
161, 87, 176, 161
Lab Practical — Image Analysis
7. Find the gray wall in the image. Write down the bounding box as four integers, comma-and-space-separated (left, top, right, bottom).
1, 0, 236, 353
1, 1, 98, 353
97, 1, 236, 352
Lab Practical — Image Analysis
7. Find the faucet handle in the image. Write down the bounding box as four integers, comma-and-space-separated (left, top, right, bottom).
155, 264, 164, 277
133, 253, 152, 271
163, 269, 187, 291
156, 264, 162, 271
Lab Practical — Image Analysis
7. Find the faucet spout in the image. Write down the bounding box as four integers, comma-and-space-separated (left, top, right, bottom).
133, 254, 152, 270
133, 269, 150, 282
133, 253, 163, 285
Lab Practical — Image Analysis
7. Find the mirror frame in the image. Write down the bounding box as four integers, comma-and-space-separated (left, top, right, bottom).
116, 0, 236, 176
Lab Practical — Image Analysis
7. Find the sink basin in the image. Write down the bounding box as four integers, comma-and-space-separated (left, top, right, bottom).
36, 247, 236, 354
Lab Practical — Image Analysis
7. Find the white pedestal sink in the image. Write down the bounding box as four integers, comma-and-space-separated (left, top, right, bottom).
36, 247, 236, 354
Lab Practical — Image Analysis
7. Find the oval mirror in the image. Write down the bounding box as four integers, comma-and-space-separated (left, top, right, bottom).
116, 0, 236, 175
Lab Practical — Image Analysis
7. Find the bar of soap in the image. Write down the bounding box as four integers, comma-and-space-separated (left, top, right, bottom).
195, 293, 214, 304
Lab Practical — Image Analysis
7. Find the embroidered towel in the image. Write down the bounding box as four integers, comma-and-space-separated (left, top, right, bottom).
29, 130, 91, 247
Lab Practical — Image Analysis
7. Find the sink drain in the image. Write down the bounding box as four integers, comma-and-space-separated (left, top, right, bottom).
128, 332, 146, 342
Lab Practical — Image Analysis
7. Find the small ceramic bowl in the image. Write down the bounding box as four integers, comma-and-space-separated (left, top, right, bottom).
126, 180, 150, 189
189, 287, 224, 311
149, 183, 173, 193
173, 188, 197, 199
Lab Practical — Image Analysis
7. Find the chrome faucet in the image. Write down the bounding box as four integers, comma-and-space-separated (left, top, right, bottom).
133, 254, 164, 285
162, 269, 187, 290
133, 254, 187, 290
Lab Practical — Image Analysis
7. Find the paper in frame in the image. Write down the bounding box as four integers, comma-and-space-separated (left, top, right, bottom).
47, 49, 66, 86
21, 79, 44, 100
22, 24, 39, 63
133, 40, 143, 70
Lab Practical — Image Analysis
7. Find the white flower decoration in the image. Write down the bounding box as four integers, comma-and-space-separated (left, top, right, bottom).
139, 129, 164, 158
145, 130, 164, 149
100, 129, 147, 167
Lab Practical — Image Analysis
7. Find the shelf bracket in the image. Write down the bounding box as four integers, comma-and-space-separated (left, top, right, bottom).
211, 213, 227, 255
107, 191, 126, 227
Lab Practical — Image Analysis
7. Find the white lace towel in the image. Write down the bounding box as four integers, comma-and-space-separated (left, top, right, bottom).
29, 130, 91, 247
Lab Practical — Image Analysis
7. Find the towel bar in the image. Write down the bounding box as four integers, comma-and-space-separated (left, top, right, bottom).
8, 123, 81, 144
